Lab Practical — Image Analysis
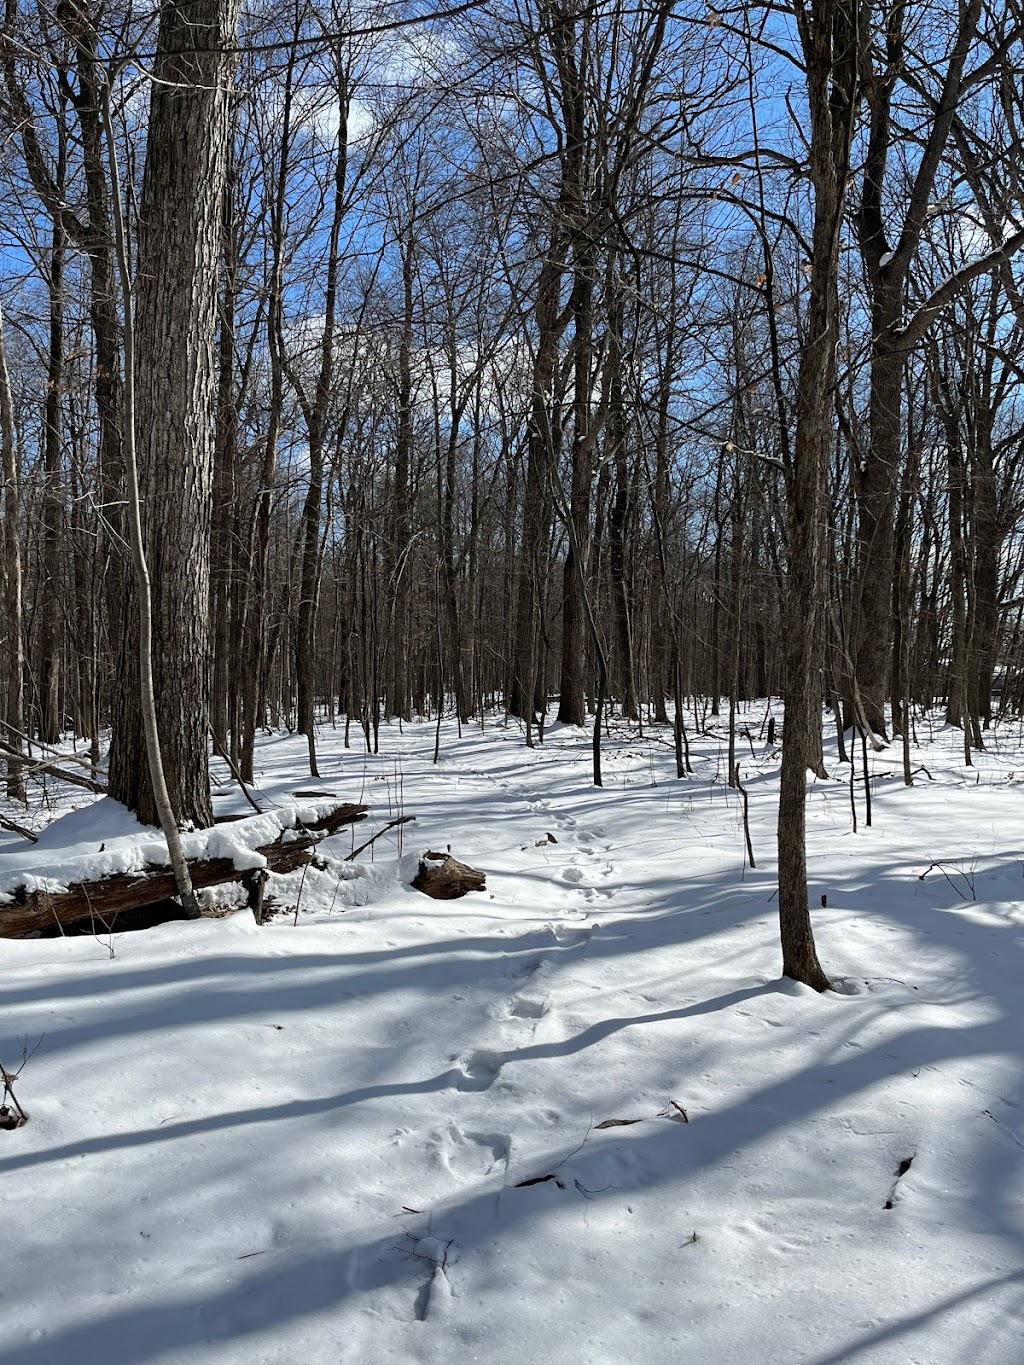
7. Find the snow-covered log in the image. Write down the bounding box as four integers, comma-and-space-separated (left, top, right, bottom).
0, 803, 368, 938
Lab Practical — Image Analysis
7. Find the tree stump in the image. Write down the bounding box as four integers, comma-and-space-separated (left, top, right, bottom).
412, 851, 486, 900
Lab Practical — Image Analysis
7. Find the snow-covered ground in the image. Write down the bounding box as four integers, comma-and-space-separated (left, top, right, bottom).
2, 707, 1023, 1364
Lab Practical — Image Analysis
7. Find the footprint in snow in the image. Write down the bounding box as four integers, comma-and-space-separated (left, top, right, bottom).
453, 1049, 505, 1091
560, 866, 584, 884
512, 955, 544, 980
508, 995, 548, 1020
438, 1123, 510, 1177
548, 922, 591, 947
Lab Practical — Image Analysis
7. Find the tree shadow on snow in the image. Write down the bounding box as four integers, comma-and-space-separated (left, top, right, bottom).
1, 847, 1023, 1361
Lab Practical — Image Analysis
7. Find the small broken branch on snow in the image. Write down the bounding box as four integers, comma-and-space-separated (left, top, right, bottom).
211, 724, 265, 815
346, 815, 416, 862
0, 1035, 41, 1129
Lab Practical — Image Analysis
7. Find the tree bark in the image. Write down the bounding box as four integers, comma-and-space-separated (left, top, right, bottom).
777, 0, 863, 993
108, 0, 241, 829
0, 298, 25, 802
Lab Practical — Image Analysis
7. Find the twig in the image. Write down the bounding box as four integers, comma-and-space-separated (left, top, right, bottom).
292, 858, 312, 927
0, 722, 106, 774
732, 765, 755, 869
0, 813, 37, 842
0, 1035, 42, 1128
345, 814, 415, 861
917, 860, 975, 901
0, 739, 106, 793
983, 1109, 1024, 1149
210, 723, 265, 814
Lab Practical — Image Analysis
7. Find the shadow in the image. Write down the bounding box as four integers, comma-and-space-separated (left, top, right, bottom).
2, 734, 1023, 1362
0, 985, 771, 1175
1, 976, 1020, 1363
810, 1272, 1024, 1364
0, 862, 774, 1064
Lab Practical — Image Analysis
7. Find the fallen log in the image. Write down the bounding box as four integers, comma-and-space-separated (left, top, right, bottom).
0, 737, 107, 795
412, 851, 486, 900
0, 802, 369, 939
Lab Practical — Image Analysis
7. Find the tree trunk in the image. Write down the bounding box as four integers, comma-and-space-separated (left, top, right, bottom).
38, 208, 65, 744
777, 0, 862, 993
0, 299, 25, 802
108, 0, 241, 828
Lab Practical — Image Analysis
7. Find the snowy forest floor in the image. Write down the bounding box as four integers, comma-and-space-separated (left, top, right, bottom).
2, 705, 1024, 1364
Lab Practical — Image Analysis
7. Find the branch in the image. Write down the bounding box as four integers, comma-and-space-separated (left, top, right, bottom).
894, 225, 1024, 348
0, 812, 37, 842
346, 814, 415, 861
0, 736, 106, 793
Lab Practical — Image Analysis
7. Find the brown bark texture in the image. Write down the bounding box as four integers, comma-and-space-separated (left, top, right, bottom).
108, 0, 241, 828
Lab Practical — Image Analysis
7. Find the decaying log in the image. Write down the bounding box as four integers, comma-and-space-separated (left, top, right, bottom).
412, 851, 486, 900
0, 803, 368, 938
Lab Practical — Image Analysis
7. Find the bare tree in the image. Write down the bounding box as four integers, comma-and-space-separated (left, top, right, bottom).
108, 0, 242, 828
776, 0, 864, 992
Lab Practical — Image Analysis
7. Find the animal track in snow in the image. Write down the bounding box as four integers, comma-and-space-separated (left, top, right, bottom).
509, 995, 548, 1020
548, 922, 591, 948
454, 1049, 505, 1091
512, 955, 543, 980
733, 1215, 816, 1257
439, 1123, 510, 1177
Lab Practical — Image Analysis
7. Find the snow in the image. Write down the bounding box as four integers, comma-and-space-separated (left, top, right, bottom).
0, 800, 345, 903
2, 710, 1024, 1363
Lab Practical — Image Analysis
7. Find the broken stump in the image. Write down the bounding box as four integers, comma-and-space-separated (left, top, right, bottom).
412, 851, 486, 900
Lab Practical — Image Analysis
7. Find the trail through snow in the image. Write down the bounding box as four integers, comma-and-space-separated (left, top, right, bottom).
2, 709, 1023, 1363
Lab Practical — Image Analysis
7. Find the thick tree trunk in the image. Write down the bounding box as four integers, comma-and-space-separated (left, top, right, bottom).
296, 70, 348, 768
108, 0, 241, 829
853, 317, 902, 737
944, 438, 970, 730
510, 251, 562, 721
606, 285, 637, 720
850, 0, 984, 736
557, 261, 594, 728
211, 148, 239, 754
386, 239, 414, 722
970, 401, 999, 724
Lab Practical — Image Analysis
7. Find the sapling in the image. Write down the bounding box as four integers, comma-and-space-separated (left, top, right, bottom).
0, 1036, 42, 1130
